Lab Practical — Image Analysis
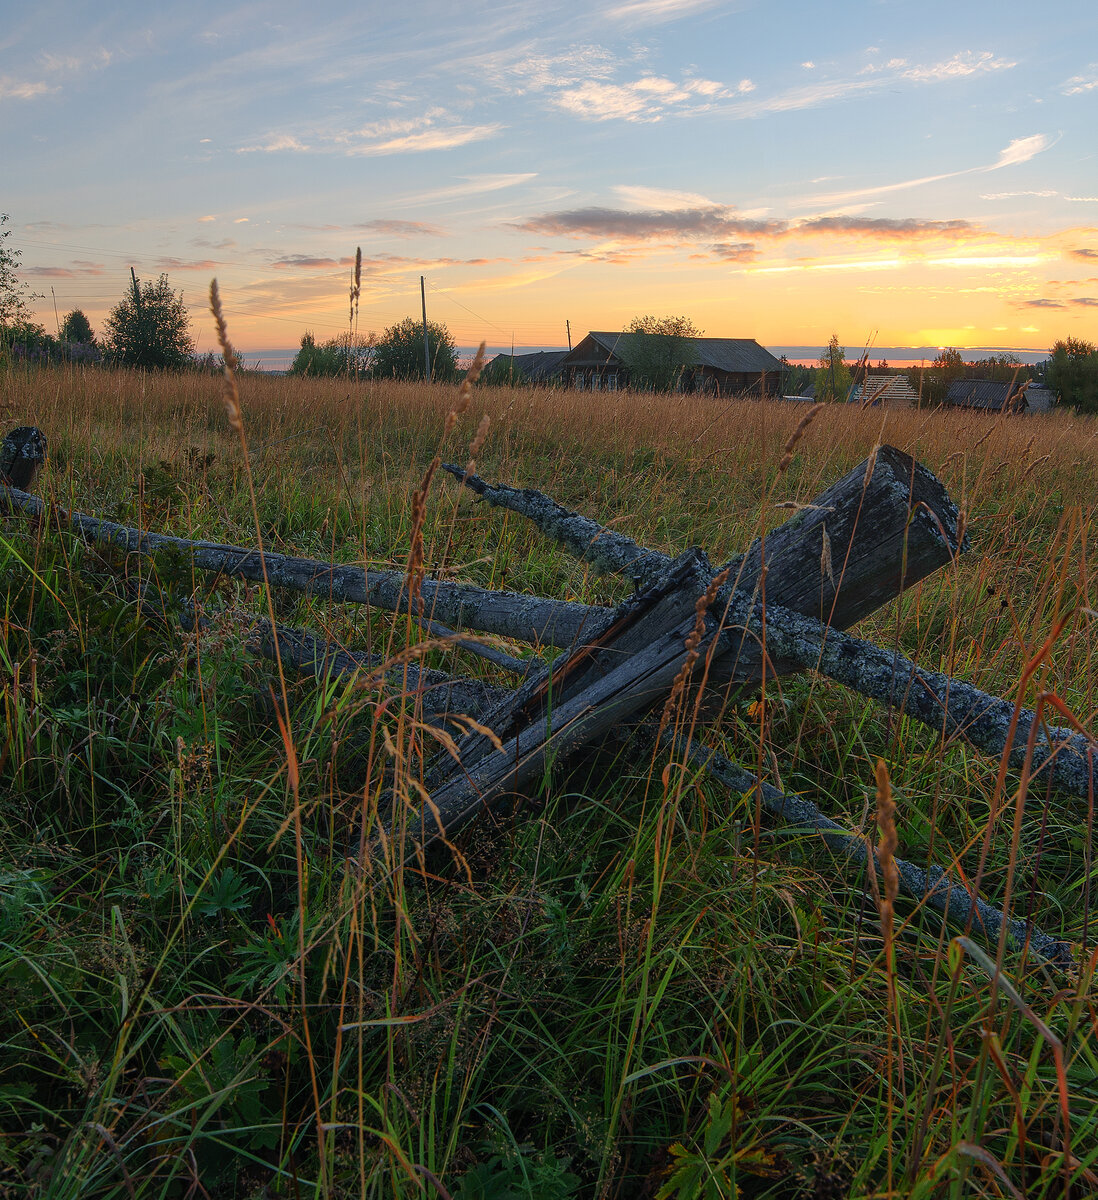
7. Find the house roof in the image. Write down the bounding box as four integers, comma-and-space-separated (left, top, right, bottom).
565, 331, 782, 373
945, 379, 1029, 411
488, 350, 568, 382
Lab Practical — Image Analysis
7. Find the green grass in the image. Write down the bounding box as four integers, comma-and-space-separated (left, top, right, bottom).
2, 362, 1098, 1197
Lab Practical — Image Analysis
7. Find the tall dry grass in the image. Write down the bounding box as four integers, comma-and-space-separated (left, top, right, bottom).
3, 358, 1098, 1198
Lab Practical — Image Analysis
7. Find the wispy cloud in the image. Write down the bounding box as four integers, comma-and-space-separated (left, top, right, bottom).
1062, 64, 1098, 94
724, 50, 1015, 123
513, 204, 976, 244
797, 135, 1052, 207
614, 185, 722, 210
1021, 298, 1065, 308
408, 174, 538, 206
354, 220, 446, 238
38, 48, 114, 74
1073, 296, 1098, 305
345, 125, 500, 155
901, 50, 1016, 83
513, 205, 783, 239
238, 110, 500, 157
0, 76, 53, 100
603, 0, 723, 22
155, 257, 221, 271
552, 74, 747, 122
239, 133, 310, 153
1070, 248, 1098, 259
992, 134, 1051, 168
25, 263, 106, 277
980, 190, 1059, 199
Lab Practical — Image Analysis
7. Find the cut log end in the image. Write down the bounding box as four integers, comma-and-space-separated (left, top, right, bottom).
0, 426, 48, 491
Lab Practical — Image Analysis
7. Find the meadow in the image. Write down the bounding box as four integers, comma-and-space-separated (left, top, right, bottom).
2, 361, 1098, 1198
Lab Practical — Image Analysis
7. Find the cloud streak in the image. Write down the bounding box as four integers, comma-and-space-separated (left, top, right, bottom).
238, 110, 501, 157
512, 204, 978, 245
603, 0, 723, 24
0, 76, 53, 100
796, 135, 1052, 207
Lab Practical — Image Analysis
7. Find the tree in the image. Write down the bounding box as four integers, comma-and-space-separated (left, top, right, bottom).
814, 334, 853, 402
289, 330, 376, 377
779, 355, 813, 396
102, 273, 195, 370
621, 314, 702, 391
918, 347, 966, 405
968, 352, 1029, 384
1047, 338, 1098, 413
372, 317, 457, 382
60, 309, 95, 344
0, 212, 38, 332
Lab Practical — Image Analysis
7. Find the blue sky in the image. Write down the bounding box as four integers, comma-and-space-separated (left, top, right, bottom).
4, 0, 1097, 362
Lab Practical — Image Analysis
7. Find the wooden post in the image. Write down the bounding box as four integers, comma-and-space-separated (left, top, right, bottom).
420, 275, 431, 382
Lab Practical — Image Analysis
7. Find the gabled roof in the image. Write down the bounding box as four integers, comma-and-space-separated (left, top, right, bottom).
946, 379, 1028, 411
565, 331, 782, 373
489, 350, 568, 382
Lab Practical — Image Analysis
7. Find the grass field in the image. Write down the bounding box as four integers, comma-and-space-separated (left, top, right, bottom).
3, 362, 1098, 1198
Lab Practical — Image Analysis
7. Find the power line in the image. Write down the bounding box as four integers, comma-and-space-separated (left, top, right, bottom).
426, 280, 507, 334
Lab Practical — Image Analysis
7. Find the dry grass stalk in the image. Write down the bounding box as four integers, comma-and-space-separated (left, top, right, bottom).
820, 524, 834, 586
778, 402, 824, 472
208, 280, 242, 434
406, 343, 488, 615
875, 757, 899, 945
657, 566, 731, 739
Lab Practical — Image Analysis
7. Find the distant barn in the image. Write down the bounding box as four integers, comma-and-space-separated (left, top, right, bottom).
484, 350, 569, 386
946, 379, 1030, 413
560, 331, 783, 396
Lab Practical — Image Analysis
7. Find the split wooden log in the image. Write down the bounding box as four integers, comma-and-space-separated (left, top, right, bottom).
444, 455, 1097, 804
443, 445, 968, 701
177, 600, 1072, 965
184, 597, 1075, 963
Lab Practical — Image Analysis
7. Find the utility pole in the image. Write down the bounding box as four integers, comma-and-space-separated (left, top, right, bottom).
565, 319, 572, 351
51, 288, 60, 337
130, 267, 142, 318
420, 275, 431, 382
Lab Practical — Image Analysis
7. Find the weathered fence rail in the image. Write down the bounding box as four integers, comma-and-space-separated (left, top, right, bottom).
1, 424, 1084, 968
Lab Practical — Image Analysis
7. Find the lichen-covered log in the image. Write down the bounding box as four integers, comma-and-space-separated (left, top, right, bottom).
180, 606, 510, 718
441, 447, 967, 701
442, 462, 672, 588
0, 482, 606, 647
677, 737, 1074, 969
749, 598, 1097, 802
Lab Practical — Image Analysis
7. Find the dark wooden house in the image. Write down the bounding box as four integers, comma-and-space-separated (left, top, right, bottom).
560, 331, 783, 396
484, 350, 569, 386
945, 379, 1029, 413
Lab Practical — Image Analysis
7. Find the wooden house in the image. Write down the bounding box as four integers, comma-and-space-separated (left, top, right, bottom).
559, 331, 782, 396
945, 379, 1030, 413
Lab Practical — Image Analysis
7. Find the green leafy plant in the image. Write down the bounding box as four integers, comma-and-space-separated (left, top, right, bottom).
658, 1094, 779, 1200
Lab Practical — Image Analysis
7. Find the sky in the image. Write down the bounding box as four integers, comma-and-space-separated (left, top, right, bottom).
4, 0, 1097, 366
